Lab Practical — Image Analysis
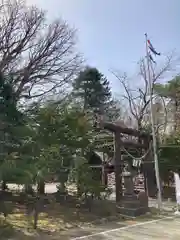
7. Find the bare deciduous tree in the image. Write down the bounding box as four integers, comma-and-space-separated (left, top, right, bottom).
0, 0, 82, 100
111, 54, 175, 134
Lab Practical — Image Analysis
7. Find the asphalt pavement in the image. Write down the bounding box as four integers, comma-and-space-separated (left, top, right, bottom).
71, 217, 180, 239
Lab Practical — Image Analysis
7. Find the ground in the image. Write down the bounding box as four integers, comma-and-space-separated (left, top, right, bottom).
0, 202, 113, 239
0, 201, 179, 239
1, 183, 179, 239
0, 191, 120, 240
69, 217, 180, 240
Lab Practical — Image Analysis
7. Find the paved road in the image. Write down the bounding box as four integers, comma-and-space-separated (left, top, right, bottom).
71, 217, 180, 239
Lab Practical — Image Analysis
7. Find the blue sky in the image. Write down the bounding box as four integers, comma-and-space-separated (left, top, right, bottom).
29, 0, 179, 93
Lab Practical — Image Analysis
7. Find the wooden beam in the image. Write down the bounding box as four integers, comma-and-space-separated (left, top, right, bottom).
103, 121, 151, 138
99, 141, 147, 149
122, 140, 147, 149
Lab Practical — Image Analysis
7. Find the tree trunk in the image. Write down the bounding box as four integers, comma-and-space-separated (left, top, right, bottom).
37, 180, 45, 194
24, 184, 34, 195
33, 211, 38, 229
1, 180, 8, 191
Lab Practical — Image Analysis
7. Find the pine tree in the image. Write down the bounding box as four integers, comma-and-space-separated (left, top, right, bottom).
154, 76, 180, 132
73, 67, 112, 114
0, 73, 24, 187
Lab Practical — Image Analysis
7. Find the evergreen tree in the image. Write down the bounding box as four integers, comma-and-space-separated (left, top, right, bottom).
105, 98, 122, 122
0, 74, 21, 125
73, 67, 112, 114
0, 73, 24, 185
154, 76, 180, 132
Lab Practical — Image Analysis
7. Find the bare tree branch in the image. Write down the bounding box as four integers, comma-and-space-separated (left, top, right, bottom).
0, 0, 82, 100
111, 54, 176, 132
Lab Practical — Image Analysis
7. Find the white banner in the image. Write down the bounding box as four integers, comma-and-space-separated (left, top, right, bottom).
174, 172, 180, 205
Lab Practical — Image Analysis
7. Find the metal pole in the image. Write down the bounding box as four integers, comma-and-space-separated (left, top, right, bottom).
145, 33, 162, 210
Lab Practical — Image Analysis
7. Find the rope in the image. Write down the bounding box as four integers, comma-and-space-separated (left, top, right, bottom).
121, 141, 152, 161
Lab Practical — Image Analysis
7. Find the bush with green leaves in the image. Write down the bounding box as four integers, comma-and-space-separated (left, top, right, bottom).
159, 133, 180, 183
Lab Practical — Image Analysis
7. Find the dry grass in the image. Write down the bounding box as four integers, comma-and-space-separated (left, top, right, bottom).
0, 205, 165, 240
0, 199, 120, 240
0, 190, 163, 240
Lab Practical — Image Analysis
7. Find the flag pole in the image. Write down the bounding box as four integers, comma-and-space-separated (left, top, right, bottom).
145, 33, 162, 210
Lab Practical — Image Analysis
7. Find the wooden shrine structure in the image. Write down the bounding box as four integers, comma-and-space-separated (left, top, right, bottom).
97, 119, 155, 216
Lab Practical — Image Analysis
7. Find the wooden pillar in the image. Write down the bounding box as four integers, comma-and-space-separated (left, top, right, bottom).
143, 138, 157, 197
143, 138, 148, 194
101, 153, 108, 186
114, 131, 122, 202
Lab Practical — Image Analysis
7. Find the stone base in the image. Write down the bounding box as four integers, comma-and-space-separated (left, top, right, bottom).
117, 194, 149, 217
122, 194, 138, 202
117, 205, 149, 217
